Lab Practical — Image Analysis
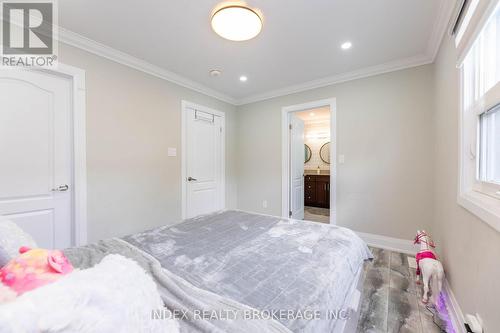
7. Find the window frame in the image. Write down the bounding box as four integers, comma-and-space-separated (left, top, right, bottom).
458, 0, 500, 232
475, 100, 500, 197
477, 102, 500, 193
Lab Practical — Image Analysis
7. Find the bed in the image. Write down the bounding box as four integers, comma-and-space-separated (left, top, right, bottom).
65, 210, 372, 333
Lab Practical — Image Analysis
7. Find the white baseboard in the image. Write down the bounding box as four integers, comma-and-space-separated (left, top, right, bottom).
355, 231, 417, 255
443, 279, 466, 333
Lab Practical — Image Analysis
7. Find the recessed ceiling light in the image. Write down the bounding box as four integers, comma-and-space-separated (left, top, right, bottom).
239, 75, 248, 82
211, 6, 262, 41
310, 112, 315, 117
341, 41, 352, 50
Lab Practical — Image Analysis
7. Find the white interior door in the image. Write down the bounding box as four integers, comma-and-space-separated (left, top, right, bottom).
290, 114, 305, 220
0, 69, 73, 249
185, 107, 225, 219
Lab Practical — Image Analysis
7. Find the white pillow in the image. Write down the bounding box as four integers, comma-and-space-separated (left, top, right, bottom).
0, 218, 37, 260
0, 254, 179, 333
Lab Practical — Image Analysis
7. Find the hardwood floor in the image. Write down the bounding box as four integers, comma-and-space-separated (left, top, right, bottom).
356, 247, 447, 333
303, 206, 330, 224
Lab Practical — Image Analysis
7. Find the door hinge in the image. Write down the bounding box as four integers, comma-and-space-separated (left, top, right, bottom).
289, 124, 292, 130
289, 210, 292, 217
220, 127, 222, 133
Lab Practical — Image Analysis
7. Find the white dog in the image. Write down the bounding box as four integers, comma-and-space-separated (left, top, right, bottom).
414, 230, 444, 305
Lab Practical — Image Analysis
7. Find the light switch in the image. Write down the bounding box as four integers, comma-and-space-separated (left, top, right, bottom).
168, 148, 177, 157
339, 154, 345, 164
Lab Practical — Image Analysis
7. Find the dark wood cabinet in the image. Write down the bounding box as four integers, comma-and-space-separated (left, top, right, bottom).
304, 175, 330, 208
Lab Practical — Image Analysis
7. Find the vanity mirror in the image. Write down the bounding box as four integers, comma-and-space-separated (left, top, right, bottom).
304, 144, 312, 163
319, 142, 330, 164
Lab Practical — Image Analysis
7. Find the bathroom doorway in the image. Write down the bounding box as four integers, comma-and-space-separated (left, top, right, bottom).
281, 99, 336, 224
297, 108, 331, 223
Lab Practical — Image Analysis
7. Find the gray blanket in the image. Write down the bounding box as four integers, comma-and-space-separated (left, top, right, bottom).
65, 238, 291, 333
123, 210, 372, 332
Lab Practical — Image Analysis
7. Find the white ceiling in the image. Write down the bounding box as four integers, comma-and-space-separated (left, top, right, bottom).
58, 0, 455, 104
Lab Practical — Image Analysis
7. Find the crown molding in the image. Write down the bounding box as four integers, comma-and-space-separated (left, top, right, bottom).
236, 0, 457, 106
58, 28, 238, 105
425, 0, 457, 61
235, 53, 433, 105
56, 1, 456, 107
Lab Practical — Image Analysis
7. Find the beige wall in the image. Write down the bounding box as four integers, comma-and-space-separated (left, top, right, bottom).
58, 44, 237, 243
236, 66, 435, 239
432, 35, 500, 331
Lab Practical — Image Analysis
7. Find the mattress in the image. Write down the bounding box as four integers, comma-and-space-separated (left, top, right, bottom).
124, 210, 372, 332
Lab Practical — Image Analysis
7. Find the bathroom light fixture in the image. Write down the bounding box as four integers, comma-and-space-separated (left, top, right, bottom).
341, 41, 352, 50
306, 133, 329, 140
211, 5, 262, 41
239, 75, 248, 82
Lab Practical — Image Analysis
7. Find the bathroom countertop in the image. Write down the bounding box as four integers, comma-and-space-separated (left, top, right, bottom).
304, 170, 330, 176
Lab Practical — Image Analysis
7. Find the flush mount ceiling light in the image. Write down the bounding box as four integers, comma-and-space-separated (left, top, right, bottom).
211, 5, 262, 41
239, 75, 248, 82
341, 41, 352, 50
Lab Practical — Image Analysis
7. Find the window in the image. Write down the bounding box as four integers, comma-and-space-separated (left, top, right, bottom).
455, 0, 481, 46
479, 104, 500, 187
459, 0, 500, 230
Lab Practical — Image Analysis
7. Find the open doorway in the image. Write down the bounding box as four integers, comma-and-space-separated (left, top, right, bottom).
296, 108, 331, 223
281, 99, 336, 225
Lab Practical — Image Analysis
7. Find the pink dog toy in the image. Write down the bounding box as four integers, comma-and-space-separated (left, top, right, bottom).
0, 246, 73, 298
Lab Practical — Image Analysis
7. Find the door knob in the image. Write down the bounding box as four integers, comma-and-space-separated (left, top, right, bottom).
51, 184, 69, 192
187, 177, 197, 181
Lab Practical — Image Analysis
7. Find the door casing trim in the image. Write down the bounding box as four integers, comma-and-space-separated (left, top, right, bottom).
281, 98, 337, 224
